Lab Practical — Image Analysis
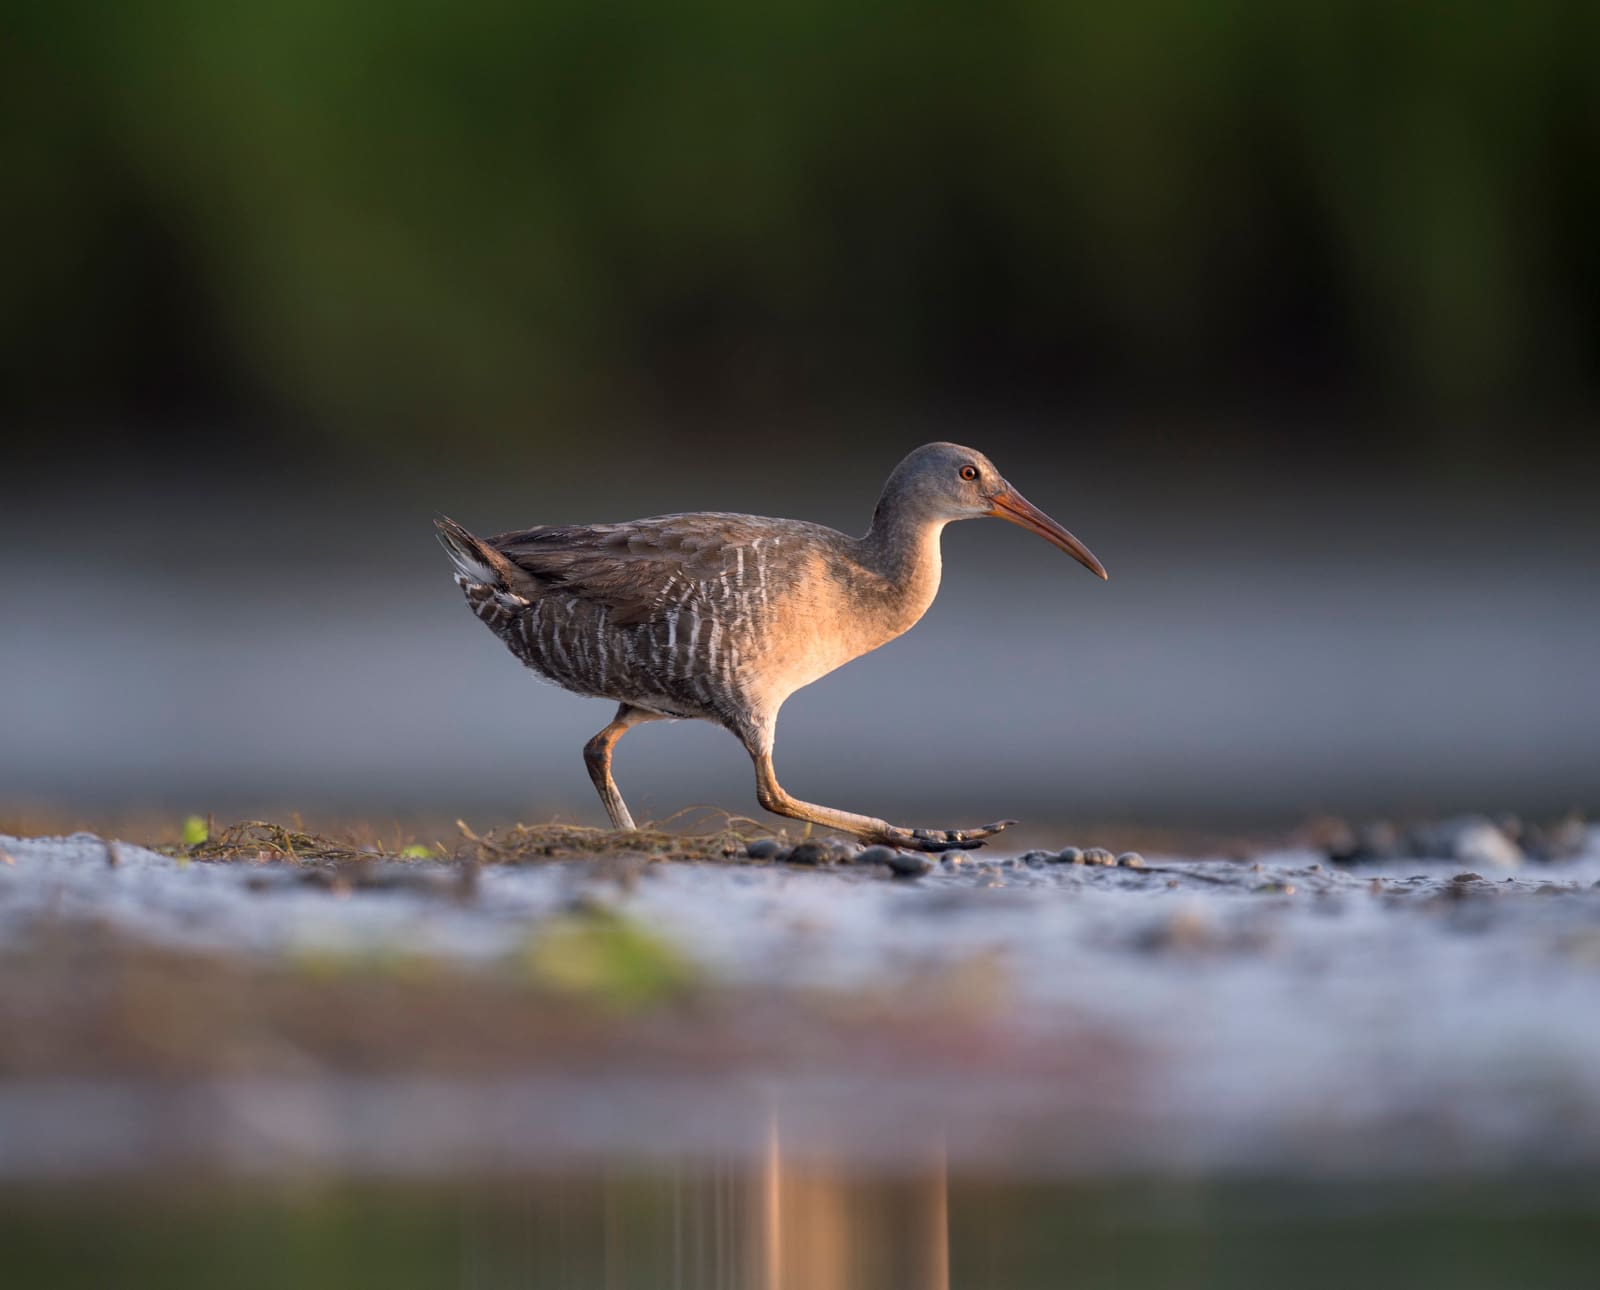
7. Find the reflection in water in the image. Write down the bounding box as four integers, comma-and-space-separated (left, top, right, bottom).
8, 1123, 1600, 1289
458, 1118, 950, 1290
751, 1117, 947, 1290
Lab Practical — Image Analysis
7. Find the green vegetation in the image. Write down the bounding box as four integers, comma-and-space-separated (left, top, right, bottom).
519, 907, 697, 1009
7, 2, 1599, 444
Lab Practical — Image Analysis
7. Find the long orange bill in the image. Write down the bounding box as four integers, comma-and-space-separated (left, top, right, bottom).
988, 486, 1108, 580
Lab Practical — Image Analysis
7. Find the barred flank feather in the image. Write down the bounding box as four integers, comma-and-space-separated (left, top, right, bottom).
432, 509, 828, 723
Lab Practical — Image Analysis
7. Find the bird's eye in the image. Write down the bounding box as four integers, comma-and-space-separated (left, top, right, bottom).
959, 465, 979, 481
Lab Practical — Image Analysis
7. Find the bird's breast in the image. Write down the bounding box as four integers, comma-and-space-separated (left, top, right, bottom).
741, 541, 942, 705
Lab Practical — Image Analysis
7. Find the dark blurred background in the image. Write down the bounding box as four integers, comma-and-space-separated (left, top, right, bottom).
4, 2, 1598, 829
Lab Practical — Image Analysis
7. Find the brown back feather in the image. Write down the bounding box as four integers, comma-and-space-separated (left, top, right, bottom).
488, 513, 841, 627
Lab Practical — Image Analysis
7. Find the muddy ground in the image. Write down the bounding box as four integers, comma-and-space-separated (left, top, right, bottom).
2, 822, 1599, 1182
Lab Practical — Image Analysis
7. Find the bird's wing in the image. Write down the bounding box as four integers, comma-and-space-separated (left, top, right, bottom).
487, 513, 816, 627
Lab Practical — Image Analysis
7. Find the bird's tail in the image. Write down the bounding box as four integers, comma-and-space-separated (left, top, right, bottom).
434, 516, 517, 588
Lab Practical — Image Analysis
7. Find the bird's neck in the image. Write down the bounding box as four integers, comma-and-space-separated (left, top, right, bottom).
862, 501, 946, 623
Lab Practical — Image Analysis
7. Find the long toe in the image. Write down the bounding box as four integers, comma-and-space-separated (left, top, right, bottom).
881, 820, 1017, 852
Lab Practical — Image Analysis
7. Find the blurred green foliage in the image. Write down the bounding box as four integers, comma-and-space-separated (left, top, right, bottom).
5, 2, 1598, 448
520, 908, 696, 1009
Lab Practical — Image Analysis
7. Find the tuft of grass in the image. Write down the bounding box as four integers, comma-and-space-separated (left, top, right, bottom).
163, 820, 370, 864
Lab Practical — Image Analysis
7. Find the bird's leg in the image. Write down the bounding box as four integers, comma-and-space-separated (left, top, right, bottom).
750, 750, 1014, 853
583, 704, 663, 831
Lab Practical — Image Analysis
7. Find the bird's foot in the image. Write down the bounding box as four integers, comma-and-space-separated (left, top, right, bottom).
870, 820, 1017, 853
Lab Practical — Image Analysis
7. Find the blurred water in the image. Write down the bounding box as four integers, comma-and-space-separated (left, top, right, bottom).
3, 455, 1597, 823
7, 1168, 1600, 1290
12, 1171, 1600, 1290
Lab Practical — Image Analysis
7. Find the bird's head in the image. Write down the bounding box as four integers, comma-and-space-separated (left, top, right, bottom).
882, 442, 1108, 580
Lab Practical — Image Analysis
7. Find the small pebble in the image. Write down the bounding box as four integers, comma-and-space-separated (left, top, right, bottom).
787, 841, 828, 866
1020, 850, 1052, 868
1117, 852, 1145, 869
855, 845, 898, 867
887, 851, 933, 879
1084, 848, 1116, 866
744, 838, 782, 860
1056, 846, 1084, 865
